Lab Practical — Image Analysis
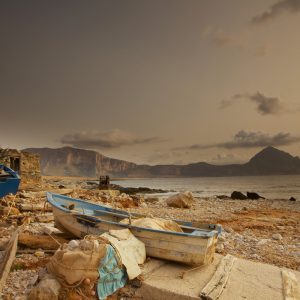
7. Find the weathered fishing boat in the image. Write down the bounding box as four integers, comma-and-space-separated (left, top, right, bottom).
47, 192, 221, 266
0, 165, 20, 198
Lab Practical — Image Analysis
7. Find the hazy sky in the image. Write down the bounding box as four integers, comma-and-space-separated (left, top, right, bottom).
1, 0, 300, 165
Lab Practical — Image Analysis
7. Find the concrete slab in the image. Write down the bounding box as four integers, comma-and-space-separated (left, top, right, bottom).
136, 255, 300, 300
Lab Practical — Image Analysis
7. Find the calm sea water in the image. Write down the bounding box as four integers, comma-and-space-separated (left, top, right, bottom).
112, 175, 300, 200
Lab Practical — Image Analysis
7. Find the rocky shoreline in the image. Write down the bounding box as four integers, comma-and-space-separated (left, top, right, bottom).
0, 176, 299, 299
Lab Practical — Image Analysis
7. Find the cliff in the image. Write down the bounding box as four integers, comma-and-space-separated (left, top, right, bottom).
24, 147, 137, 177
24, 146, 300, 177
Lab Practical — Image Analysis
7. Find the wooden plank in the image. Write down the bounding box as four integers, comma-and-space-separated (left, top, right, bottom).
200, 254, 236, 300
282, 270, 300, 300
18, 233, 68, 250
0, 231, 18, 292
18, 203, 52, 212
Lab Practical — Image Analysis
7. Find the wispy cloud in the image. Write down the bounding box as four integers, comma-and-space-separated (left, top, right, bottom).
220, 92, 285, 115
202, 26, 245, 49
251, 0, 300, 24
202, 26, 271, 57
176, 130, 300, 150
61, 129, 161, 149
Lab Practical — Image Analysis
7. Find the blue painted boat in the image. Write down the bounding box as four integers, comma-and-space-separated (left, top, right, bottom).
47, 192, 221, 265
0, 165, 20, 198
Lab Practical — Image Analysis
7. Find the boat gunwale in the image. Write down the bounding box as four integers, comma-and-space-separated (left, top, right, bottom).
47, 192, 219, 238
0, 165, 20, 180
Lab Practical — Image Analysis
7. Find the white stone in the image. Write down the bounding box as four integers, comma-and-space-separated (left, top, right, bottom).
257, 239, 269, 246
272, 233, 283, 240
68, 239, 79, 249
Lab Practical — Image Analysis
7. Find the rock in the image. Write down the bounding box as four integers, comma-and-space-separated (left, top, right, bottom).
224, 226, 234, 233
257, 239, 269, 246
250, 254, 260, 260
272, 233, 283, 240
68, 240, 80, 250
289, 197, 296, 201
34, 251, 45, 257
246, 192, 265, 200
27, 274, 61, 300
216, 243, 224, 253
166, 192, 195, 209
231, 191, 247, 200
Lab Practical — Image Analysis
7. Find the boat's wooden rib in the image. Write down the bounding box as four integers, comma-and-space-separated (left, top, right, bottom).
47, 192, 221, 266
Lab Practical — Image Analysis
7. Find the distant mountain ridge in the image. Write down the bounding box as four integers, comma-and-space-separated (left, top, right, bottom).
24, 146, 300, 178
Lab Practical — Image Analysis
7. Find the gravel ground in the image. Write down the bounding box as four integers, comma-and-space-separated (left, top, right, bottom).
0, 176, 299, 299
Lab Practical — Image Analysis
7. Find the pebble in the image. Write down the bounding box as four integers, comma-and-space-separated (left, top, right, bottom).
272, 233, 283, 240
216, 243, 224, 253
224, 226, 234, 233
34, 251, 45, 258
257, 239, 269, 246
250, 254, 261, 260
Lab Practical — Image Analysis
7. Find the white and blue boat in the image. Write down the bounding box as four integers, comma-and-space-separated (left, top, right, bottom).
0, 165, 20, 198
47, 192, 221, 266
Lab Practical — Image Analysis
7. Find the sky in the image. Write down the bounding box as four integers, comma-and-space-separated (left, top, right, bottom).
0, 0, 300, 165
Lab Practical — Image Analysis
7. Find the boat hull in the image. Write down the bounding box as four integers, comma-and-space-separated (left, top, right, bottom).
49, 193, 219, 266
0, 165, 20, 198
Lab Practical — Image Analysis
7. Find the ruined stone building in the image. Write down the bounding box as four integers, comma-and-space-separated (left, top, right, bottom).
0, 148, 41, 184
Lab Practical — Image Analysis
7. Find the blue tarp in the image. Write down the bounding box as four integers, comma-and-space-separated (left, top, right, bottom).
97, 245, 128, 300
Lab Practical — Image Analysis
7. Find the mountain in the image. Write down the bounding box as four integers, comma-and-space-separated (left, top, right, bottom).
24, 146, 300, 178
24, 147, 137, 177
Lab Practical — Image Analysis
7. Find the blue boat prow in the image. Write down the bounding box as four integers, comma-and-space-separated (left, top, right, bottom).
0, 164, 21, 198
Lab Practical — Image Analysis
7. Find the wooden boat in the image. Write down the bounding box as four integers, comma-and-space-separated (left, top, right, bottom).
0, 165, 20, 198
47, 192, 221, 266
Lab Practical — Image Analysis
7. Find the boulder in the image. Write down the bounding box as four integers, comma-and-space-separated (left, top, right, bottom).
231, 191, 247, 200
166, 192, 195, 208
27, 274, 61, 300
247, 192, 265, 200
289, 197, 296, 201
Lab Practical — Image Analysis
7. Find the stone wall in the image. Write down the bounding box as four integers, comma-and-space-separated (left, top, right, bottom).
0, 148, 41, 184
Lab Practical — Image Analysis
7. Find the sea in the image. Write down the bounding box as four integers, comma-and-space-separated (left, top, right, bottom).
112, 175, 300, 200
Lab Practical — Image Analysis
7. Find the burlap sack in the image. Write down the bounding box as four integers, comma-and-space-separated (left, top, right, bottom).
47, 241, 107, 286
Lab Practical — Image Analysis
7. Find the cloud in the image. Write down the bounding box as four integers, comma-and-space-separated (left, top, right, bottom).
177, 130, 300, 150
251, 0, 300, 24
202, 26, 245, 49
220, 92, 284, 115
61, 129, 160, 149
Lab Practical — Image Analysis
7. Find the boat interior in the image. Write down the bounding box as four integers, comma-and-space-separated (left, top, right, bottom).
48, 193, 221, 236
